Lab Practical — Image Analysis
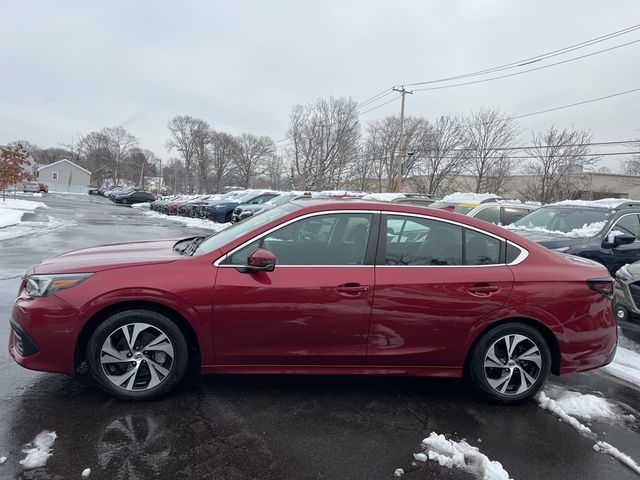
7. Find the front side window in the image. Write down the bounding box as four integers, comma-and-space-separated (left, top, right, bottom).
503, 207, 531, 225
611, 214, 640, 238
226, 213, 373, 266
384, 216, 463, 265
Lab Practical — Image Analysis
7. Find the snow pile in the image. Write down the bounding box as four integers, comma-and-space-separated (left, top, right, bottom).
419, 432, 513, 480
131, 202, 151, 210
536, 386, 640, 475
393, 468, 404, 477
442, 192, 498, 204
0, 198, 48, 229
604, 346, 640, 388
82, 467, 91, 478
541, 385, 622, 421
0, 456, 6, 464
552, 198, 638, 209
142, 210, 231, 232
362, 193, 406, 202
506, 221, 606, 238
19, 430, 57, 469
594, 442, 640, 475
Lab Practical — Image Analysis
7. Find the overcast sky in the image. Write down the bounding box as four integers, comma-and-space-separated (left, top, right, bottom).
1, 0, 639, 171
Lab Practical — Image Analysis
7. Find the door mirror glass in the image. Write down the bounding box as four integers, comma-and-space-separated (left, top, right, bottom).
237, 248, 276, 273
607, 232, 636, 247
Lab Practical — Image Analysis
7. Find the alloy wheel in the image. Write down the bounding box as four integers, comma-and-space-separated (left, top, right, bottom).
483, 334, 542, 396
100, 323, 175, 391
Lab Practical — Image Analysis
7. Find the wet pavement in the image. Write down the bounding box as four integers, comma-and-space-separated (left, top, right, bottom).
1, 193, 639, 480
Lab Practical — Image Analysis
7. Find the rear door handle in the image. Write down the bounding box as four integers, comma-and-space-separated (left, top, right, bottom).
468, 284, 500, 296
336, 283, 370, 296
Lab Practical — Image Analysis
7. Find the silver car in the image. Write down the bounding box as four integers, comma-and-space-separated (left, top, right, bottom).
614, 262, 640, 322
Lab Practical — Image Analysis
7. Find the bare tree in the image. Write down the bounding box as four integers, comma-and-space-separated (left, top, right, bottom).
166, 115, 208, 192
622, 141, 640, 175
101, 126, 138, 184
233, 133, 275, 188
209, 131, 239, 192
521, 127, 597, 202
410, 115, 465, 195
462, 107, 519, 193
362, 116, 423, 192
265, 154, 285, 189
287, 96, 360, 190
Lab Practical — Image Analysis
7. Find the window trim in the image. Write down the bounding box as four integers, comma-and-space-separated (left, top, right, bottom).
604, 212, 640, 240
214, 209, 380, 267
51, 172, 58, 181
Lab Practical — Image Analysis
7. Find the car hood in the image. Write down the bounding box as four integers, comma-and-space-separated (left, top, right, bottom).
511, 229, 590, 249
33, 239, 182, 275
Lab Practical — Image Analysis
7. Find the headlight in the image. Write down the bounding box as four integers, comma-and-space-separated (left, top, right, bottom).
552, 247, 570, 253
617, 264, 634, 282
26, 273, 92, 297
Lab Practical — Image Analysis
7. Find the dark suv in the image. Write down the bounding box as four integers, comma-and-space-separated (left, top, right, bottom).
510, 199, 640, 276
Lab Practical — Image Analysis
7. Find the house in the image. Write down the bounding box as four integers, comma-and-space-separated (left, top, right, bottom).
38, 159, 92, 194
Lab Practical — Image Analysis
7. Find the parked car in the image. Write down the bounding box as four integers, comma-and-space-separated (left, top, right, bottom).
178, 195, 215, 217
429, 193, 504, 214
467, 201, 540, 226
614, 261, 640, 322
509, 199, 640, 276
362, 193, 440, 208
88, 187, 99, 195
23, 181, 48, 193
231, 192, 307, 222
10, 199, 616, 402
204, 190, 280, 222
113, 191, 156, 205
97, 185, 122, 196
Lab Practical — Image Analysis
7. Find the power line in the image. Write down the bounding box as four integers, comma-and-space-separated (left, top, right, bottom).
412, 38, 640, 92
358, 88, 394, 108
358, 94, 401, 115
510, 87, 640, 120
400, 23, 640, 88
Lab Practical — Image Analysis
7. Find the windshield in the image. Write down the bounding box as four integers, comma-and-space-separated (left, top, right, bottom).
266, 194, 295, 207
196, 203, 301, 254
511, 207, 611, 234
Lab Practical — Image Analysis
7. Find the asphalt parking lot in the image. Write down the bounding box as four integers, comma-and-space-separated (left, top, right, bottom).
1, 194, 639, 480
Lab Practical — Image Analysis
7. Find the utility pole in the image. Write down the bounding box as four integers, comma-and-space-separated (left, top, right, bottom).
393, 86, 413, 192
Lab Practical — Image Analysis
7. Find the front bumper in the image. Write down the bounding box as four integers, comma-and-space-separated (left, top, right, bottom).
9, 293, 81, 374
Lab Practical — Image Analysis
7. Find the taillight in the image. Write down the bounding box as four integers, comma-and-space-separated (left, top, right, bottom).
587, 278, 615, 298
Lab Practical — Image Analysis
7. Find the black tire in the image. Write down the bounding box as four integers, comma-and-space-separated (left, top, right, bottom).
614, 304, 628, 322
86, 309, 189, 400
224, 212, 233, 223
467, 322, 551, 404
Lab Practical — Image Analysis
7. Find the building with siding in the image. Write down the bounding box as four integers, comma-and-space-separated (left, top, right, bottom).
38, 159, 91, 194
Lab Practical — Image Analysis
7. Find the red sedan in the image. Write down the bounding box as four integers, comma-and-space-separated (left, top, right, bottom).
9, 199, 617, 402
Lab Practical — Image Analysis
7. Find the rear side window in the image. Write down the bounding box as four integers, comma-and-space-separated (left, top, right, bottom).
473, 207, 501, 224
465, 229, 501, 265
503, 207, 532, 225
384, 216, 462, 265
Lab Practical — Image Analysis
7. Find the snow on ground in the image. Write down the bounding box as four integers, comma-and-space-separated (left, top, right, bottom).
19, 431, 57, 469
0, 215, 69, 242
0, 198, 49, 229
362, 193, 406, 202
131, 202, 151, 210
416, 432, 513, 480
506, 221, 606, 238
142, 210, 231, 232
441, 192, 498, 203
536, 386, 640, 475
604, 345, 640, 388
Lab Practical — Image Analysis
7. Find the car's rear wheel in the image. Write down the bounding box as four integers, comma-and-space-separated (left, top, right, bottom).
468, 322, 551, 404
86, 309, 188, 400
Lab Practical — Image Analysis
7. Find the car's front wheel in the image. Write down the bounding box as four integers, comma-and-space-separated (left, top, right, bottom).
86, 309, 188, 400
468, 322, 551, 404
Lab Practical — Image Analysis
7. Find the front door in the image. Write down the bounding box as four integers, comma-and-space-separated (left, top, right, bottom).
212, 212, 377, 365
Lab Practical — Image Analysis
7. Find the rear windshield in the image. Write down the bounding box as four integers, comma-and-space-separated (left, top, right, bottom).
512, 207, 611, 234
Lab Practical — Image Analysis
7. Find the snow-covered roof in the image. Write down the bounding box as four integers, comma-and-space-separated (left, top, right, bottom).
313, 190, 369, 198
38, 159, 92, 175
362, 193, 406, 202
550, 198, 640, 209
441, 192, 499, 203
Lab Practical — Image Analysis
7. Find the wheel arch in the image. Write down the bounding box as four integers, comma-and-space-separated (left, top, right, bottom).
463, 317, 561, 376
74, 300, 201, 371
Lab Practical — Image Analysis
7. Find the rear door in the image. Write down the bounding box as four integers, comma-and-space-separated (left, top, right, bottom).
368, 213, 514, 369
212, 211, 379, 366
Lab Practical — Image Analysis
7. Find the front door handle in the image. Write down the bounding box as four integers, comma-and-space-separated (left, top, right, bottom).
468, 284, 500, 296
336, 283, 370, 296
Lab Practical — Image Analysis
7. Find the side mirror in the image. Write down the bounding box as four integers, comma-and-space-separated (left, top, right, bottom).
606, 232, 636, 247
236, 248, 276, 273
